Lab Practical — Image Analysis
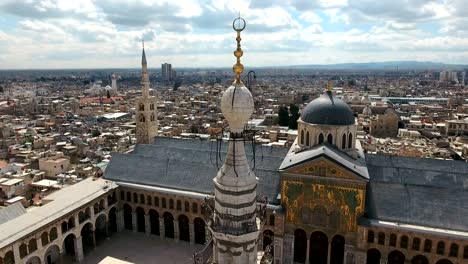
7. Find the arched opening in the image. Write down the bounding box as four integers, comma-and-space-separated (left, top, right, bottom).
3, 251, 14, 264
263, 230, 274, 256
411, 255, 429, 264
435, 260, 453, 264
136, 207, 145, 233
327, 134, 333, 144
147, 195, 152, 205
309, 231, 328, 264
177, 200, 182, 211
44, 244, 60, 264
378, 232, 385, 245
366, 248, 381, 264
95, 214, 107, 245
185, 201, 190, 212
437, 241, 445, 255
424, 239, 432, 253
140, 194, 145, 205
367, 230, 375, 243
133, 193, 138, 203
163, 212, 174, 238
162, 198, 166, 208
139, 114, 145, 122
19, 243, 28, 259
194, 217, 206, 245
61, 221, 68, 234
24, 256, 40, 264
123, 204, 133, 230
149, 209, 160, 235
68, 217, 75, 229
178, 215, 190, 242
41, 232, 49, 247
449, 243, 458, 257
306, 131, 310, 146
341, 133, 346, 149
150, 113, 155, 121
62, 233, 76, 259
192, 202, 198, 213
80, 222, 94, 255
388, 250, 405, 264
269, 215, 275, 226
139, 103, 144, 111
28, 238, 37, 254
400, 235, 408, 249
49, 227, 58, 242
348, 133, 352, 148
300, 130, 304, 145
126, 192, 131, 202
389, 234, 397, 247
318, 133, 324, 144
330, 235, 345, 264
168, 199, 173, 209
412, 237, 421, 251
150, 104, 154, 110
464, 245, 468, 259
155, 197, 160, 207
293, 229, 307, 263
109, 207, 117, 233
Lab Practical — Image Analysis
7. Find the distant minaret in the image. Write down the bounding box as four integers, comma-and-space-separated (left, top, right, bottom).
135, 41, 158, 144
208, 17, 263, 263
111, 73, 118, 93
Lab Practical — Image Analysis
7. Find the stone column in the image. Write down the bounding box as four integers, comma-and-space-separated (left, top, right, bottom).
327, 242, 331, 264
92, 230, 97, 249
274, 237, 283, 264
174, 220, 179, 241
283, 234, 294, 264
74, 236, 84, 262
116, 210, 124, 232
189, 223, 195, 244
12, 244, 21, 264
132, 213, 137, 232
144, 215, 151, 236
159, 217, 165, 238
90, 206, 95, 220
305, 239, 310, 263
380, 256, 388, 264
60, 249, 64, 264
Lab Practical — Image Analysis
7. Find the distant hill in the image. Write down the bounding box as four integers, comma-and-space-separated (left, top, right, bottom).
285, 61, 468, 70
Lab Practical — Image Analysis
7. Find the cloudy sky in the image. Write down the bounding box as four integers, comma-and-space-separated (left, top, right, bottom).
0, 0, 467, 69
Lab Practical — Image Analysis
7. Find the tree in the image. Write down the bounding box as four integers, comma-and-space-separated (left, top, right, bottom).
289, 104, 300, 129
278, 106, 289, 126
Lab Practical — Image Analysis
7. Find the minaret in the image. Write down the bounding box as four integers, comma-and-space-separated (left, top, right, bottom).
135, 41, 158, 144
208, 17, 263, 263
111, 73, 118, 93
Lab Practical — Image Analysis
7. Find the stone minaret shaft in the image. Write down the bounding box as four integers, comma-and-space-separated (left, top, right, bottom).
209, 17, 261, 264
135, 44, 158, 144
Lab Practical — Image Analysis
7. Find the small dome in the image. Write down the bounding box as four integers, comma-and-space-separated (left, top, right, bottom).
301, 91, 355, 126
361, 93, 371, 104
221, 82, 254, 133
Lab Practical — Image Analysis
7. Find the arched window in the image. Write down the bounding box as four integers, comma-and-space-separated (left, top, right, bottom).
120, 191, 124, 200
300, 130, 304, 145
150, 113, 155, 121
306, 131, 310, 146
464, 245, 468, 259
389, 234, 397, 247
140, 194, 145, 204
133, 193, 138, 203
150, 103, 154, 110
41, 232, 49, 246
19, 243, 28, 259
169, 199, 174, 209
185, 201, 190, 212
269, 215, 275, 226
162, 198, 166, 208
318, 133, 324, 144
126, 191, 131, 202
424, 239, 432, 253
400, 235, 408, 249
147, 195, 152, 205
348, 133, 353, 148
28, 238, 37, 253
139, 103, 144, 111
327, 134, 333, 144
139, 114, 145, 122
176, 200, 182, 210
192, 202, 198, 214
367, 230, 375, 243
412, 237, 421, 251
154, 197, 159, 207
437, 241, 445, 255
341, 133, 346, 149
449, 243, 458, 257
378, 232, 385, 245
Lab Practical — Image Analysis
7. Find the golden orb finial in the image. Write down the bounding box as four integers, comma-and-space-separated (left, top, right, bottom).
232, 16, 246, 84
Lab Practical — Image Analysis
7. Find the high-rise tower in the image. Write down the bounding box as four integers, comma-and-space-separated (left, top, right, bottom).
208, 17, 263, 263
135, 42, 158, 144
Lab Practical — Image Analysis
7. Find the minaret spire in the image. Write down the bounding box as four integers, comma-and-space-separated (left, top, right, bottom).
207, 17, 264, 264
141, 40, 149, 98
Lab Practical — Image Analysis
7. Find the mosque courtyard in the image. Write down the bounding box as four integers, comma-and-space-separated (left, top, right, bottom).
63, 231, 204, 264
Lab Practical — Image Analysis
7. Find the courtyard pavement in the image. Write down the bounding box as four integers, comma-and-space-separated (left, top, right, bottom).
64, 231, 205, 264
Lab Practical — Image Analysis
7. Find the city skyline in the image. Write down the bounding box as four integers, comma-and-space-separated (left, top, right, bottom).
1, 0, 468, 69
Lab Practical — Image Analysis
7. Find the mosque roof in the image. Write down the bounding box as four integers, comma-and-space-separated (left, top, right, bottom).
365, 154, 468, 232
104, 137, 288, 205
301, 91, 355, 126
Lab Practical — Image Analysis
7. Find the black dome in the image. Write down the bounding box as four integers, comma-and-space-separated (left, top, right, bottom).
301, 91, 355, 126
